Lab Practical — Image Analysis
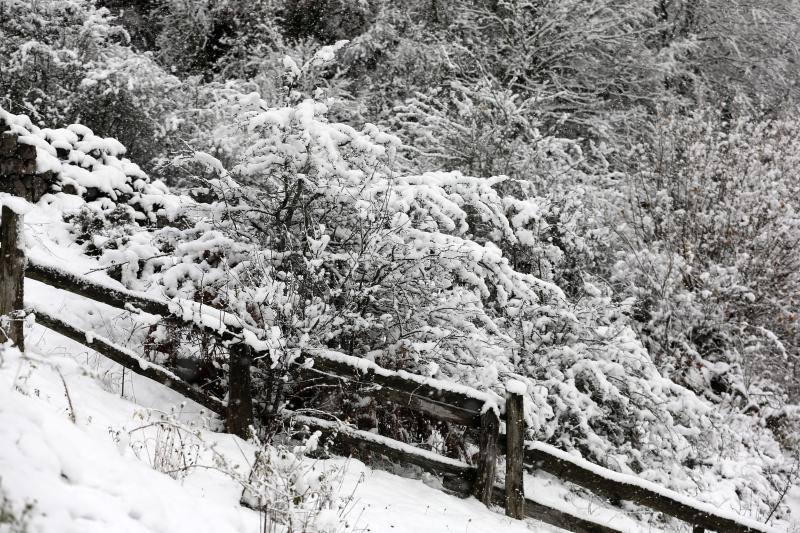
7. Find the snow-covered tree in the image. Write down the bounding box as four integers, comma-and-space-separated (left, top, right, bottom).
0, 0, 181, 168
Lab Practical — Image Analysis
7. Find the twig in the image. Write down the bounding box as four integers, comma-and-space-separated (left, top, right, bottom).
56, 368, 77, 424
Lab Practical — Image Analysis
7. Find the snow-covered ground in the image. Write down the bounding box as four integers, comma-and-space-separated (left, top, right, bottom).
1, 323, 543, 533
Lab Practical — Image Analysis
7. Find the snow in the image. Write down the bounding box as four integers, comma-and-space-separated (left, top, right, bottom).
0, 329, 551, 533
0, 348, 258, 533
0, 193, 32, 215
1, 106, 190, 225
505, 379, 527, 395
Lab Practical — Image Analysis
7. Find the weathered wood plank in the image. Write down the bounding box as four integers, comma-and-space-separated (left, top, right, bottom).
489, 486, 623, 533
523, 443, 771, 533
473, 407, 500, 505
32, 305, 227, 415
0, 207, 25, 349
509, 490, 623, 533
26, 258, 241, 341
295, 350, 488, 427
26, 259, 171, 317
505, 387, 526, 519
289, 413, 476, 495
226, 342, 254, 439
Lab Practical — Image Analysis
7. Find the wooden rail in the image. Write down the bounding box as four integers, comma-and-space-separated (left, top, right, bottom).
24, 257, 253, 436
294, 350, 492, 427
523, 442, 771, 533
31, 304, 227, 415
26, 258, 243, 340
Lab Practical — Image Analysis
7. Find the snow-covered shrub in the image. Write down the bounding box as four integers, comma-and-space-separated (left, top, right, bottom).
280, 0, 378, 44
389, 80, 550, 180
122, 68, 701, 480
166, 84, 797, 522
0, 0, 181, 168
149, 0, 285, 80
0, 480, 33, 533
125, 407, 203, 481
409, 0, 661, 143
594, 111, 800, 523
612, 111, 800, 404
243, 430, 359, 533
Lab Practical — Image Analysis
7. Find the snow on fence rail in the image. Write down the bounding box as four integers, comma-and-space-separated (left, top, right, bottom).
295, 348, 500, 427
25, 256, 247, 340
522, 442, 774, 533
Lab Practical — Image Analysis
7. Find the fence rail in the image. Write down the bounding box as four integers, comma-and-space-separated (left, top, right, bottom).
30, 304, 227, 415
0, 139, 775, 533
294, 349, 491, 427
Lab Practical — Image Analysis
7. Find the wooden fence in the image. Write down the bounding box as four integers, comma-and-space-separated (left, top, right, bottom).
11, 257, 773, 533
0, 139, 775, 533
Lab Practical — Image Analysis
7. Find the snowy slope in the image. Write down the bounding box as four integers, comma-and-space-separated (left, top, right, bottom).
1, 329, 546, 533
0, 278, 675, 533
0, 278, 557, 533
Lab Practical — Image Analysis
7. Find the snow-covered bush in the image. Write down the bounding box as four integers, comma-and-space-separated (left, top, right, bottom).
612, 111, 800, 404
389, 80, 553, 180
243, 430, 358, 533
150, 0, 285, 80
98, 64, 717, 492
0, 0, 181, 169
125, 407, 203, 480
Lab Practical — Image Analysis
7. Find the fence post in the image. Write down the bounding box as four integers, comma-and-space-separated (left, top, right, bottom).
472, 405, 500, 505
0, 131, 39, 351
0, 206, 25, 350
505, 380, 526, 519
226, 341, 254, 439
